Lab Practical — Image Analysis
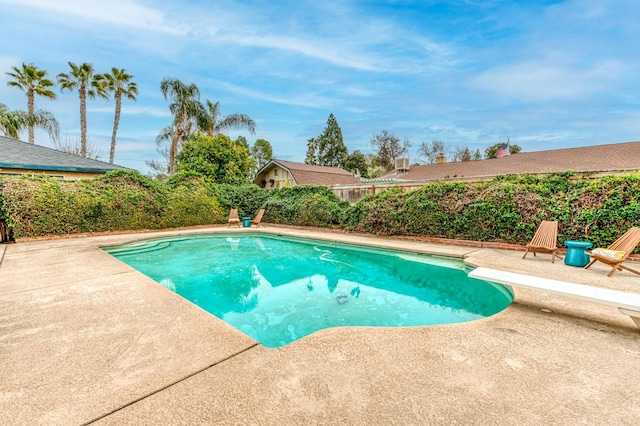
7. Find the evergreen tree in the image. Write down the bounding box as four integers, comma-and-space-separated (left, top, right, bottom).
306, 114, 347, 167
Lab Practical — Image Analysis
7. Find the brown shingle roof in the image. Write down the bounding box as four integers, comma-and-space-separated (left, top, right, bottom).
383, 141, 640, 181
269, 159, 360, 186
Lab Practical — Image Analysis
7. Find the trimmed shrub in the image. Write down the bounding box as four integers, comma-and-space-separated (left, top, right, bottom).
2, 169, 639, 253
342, 173, 640, 251
262, 185, 347, 227
161, 174, 225, 228
211, 184, 269, 218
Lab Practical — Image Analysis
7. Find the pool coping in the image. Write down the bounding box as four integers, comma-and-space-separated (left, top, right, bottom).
1, 225, 639, 424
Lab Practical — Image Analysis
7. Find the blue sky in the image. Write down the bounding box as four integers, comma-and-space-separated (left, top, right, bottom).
1, 0, 639, 174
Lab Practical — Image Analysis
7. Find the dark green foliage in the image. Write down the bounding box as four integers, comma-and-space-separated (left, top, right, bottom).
0, 177, 5, 224
251, 138, 273, 170
0, 170, 230, 238
485, 142, 522, 158
177, 134, 255, 184
211, 184, 269, 218
343, 173, 640, 252
305, 114, 347, 167
343, 150, 369, 178
2, 169, 640, 253
341, 188, 406, 235
262, 185, 347, 227
161, 182, 224, 228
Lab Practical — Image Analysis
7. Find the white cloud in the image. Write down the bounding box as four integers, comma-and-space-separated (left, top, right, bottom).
471, 58, 626, 101
88, 105, 170, 118
209, 80, 334, 109
0, 0, 189, 35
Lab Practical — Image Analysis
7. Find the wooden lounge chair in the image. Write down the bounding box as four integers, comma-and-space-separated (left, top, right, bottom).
227, 208, 241, 227
585, 227, 640, 277
522, 220, 562, 263
251, 209, 265, 227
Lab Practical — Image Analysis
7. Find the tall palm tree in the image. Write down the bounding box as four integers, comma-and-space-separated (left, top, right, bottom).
0, 103, 59, 142
199, 99, 256, 136
57, 62, 106, 157
6, 63, 57, 144
96, 68, 138, 164
158, 77, 206, 174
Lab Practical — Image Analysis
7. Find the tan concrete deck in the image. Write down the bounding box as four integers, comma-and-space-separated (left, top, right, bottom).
1, 226, 639, 425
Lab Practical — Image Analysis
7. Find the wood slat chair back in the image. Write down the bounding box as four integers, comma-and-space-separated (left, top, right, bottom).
251, 209, 265, 227
522, 220, 561, 263
585, 226, 640, 276
227, 208, 241, 227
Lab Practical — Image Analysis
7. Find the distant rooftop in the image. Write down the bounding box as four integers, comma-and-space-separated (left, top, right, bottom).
262, 159, 361, 186
0, 136, 126, 174
383, 141, 640, 181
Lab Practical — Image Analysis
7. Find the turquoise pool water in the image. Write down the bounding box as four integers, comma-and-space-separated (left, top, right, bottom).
105, 234, 512, 347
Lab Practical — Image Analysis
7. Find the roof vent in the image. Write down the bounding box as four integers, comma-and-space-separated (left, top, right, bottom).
395, 157, 410, 171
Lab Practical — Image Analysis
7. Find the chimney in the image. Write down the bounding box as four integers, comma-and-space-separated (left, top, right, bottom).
436, 154, 447, 164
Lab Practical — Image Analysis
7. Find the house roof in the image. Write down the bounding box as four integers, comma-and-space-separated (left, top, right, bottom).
0, 136, 126, 174
383, 141, 640, 181
259, 159, 361, 186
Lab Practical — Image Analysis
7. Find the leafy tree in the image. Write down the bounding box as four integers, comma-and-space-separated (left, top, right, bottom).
472, 149, 483, 161
176, 134, 256, 184
235, 135, 249, 150
418, 139, 448, 164
343, 150, 369, 178
157, 77, 206, 174
370, 130, 410, 171
0, 103, 59, 142
199, 99, 256, 136
485, 142, 522, 159
6, 62, 58, 144
57, 62, 105, 157
96, 68, 138, 164
305, 114, 347, 167
365, 153, 387, 178
251, 138, 273, 170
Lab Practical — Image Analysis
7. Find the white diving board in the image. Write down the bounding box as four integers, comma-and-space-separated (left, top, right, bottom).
468, 267, 640, 328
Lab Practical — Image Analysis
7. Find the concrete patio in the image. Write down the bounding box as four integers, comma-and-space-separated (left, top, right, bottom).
1, 226, 639, 425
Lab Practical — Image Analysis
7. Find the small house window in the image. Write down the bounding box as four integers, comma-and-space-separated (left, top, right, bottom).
274, 169, 278, 177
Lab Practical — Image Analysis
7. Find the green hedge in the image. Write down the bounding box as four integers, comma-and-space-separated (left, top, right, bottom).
211, 183, 270, 218
2, 170, 640, 252
342, 173, 640, 251
1, 171, 223, 237
261, 185, 347, 227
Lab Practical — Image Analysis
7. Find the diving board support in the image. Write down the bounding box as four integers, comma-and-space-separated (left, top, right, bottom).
468, 267, 640, 328
619, 309, 640, 328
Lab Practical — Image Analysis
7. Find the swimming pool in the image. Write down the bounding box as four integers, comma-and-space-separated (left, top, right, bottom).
105, 234, 512, 347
